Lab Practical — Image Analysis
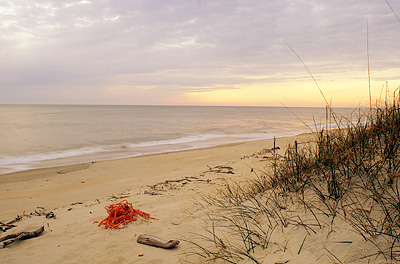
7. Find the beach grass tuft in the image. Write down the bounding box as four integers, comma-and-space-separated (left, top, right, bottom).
188, 86, 400, 263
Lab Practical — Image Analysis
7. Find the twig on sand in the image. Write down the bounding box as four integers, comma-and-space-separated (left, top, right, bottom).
146, 176, 212, 194
206, 165, 234, 174
1, 226, 44, 248
0, 222, 16, 232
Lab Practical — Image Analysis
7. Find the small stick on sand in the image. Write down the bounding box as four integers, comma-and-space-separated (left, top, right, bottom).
1, 226, 44, 248
137, 234, 180, 249
0, 222, 16, 232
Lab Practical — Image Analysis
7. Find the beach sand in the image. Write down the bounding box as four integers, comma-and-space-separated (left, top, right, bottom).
0, 134, 371, 263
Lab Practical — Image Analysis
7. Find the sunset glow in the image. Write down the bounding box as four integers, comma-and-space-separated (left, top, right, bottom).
1, 1, 399, 107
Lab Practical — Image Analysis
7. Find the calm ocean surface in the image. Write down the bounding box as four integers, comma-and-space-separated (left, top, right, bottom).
0, 105, 352, 174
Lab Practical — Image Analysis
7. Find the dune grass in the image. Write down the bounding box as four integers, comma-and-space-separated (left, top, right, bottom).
187, 87, 400, 263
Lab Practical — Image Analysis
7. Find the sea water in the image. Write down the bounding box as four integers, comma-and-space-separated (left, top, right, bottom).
0, 105, 352, 174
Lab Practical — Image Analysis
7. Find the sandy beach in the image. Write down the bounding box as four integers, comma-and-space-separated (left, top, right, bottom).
0, 135, 308, 264
1, 129, 396, 264
2, 131, 392, 264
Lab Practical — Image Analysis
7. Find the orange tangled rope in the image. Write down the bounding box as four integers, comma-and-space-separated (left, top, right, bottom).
94, 200, 155, 229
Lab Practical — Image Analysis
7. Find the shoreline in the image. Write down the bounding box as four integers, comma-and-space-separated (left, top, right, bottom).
0, 134, 310, 263
0, 136, 276, 179
0, 137, 293, 217
0, 132, 305, 176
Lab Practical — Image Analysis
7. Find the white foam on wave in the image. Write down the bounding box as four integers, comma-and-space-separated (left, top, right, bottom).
0, 134, 238, 167
0, 130, 308, 174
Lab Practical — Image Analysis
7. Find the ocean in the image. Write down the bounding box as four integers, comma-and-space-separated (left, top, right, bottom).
0, 105, 352, 174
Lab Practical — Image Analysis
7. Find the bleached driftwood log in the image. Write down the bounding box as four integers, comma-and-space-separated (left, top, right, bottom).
137, 234, 180, 249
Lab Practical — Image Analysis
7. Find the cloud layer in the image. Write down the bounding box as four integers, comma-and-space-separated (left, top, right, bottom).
1, 0, 399, 105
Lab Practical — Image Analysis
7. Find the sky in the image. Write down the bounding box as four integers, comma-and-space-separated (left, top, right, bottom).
1, 0, 399, 107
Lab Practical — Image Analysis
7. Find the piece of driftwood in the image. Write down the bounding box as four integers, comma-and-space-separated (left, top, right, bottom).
137, 234, 180, 249
275, 261, 289, 264
206, 165, 234, 174
146, 176, 212, 194
0, 222, 16, 232
0, 215, 23, 232
45, 212, 55, 219
7, 215, 22, 225
1, 226, 44, 248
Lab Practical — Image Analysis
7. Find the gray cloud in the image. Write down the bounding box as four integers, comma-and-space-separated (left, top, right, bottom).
0, 0, 399, 104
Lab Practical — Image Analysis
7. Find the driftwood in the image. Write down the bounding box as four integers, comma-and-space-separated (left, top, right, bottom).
1, 226, 44, 248
137, 234, 180, 249
0, 215, 24, 232
206, 165, 234, 174
6, 216, 22, 225
146, 176, 212, 195
45, 212, 55, 219
163, 176, 211, 184
0, 222, 16, 232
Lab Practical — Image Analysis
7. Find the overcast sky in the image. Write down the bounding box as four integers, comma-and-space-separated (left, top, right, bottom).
1, 0, 399, 106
